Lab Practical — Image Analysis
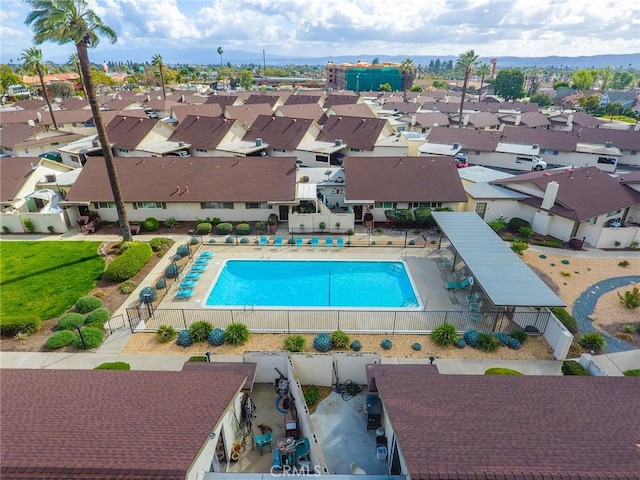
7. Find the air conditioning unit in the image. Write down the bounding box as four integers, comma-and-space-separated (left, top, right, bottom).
335, 139, 343, 146
532, 144, 539, 149
92, 140, 100, 148
255, 138, 263, 146
452, 142, 460, 149
178, 141, 185, 147
45, 174, 56, 183
605, 141, 613, 148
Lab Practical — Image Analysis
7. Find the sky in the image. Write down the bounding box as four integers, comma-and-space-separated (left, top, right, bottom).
2, 0, 639, 64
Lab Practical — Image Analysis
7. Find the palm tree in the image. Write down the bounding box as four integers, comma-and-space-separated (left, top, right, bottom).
455, 50, 479, 128
67, 52, 85, 97
399, 58, 416, 102
217, 46, 223, 69
152, 53, 166, 101
476, 62, 491, 100
25, 0, 132, 241
20, 46, 59, 130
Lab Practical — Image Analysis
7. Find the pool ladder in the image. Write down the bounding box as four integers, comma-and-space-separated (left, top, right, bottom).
243, 304, 255, 312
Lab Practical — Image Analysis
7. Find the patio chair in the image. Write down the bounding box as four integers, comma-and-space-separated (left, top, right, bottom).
446, 276, 473, 290
469, 300, 484, 312
191, 265, 206, 272
325, 237, 333, 247
259, 236, 268, 246
185, 272, 201, 280
295, 238, 303, 247
274, 236, 283, 247
336, 237, 344, 248
175, 288, 194, 299
180, 280, 196, 288
470, 312, 483, 322
442, 258, 453, 268
200, 251, 214, 257
195, 257, 210, 265
294, 437, 310, 463
255, 431, 272, 456
466, 292, 480, 304
311, 237, 319, 247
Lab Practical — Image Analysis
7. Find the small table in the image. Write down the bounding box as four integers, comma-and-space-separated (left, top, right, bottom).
76, 216, 89, 225
277, 437, 296, 467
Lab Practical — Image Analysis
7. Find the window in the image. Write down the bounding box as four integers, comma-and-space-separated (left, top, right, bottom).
315, 155, 328, 163
475, 202, 487, 219
70, 155, 80, 163
541, 149, 558, 155
375, 202, 396, 209
597, 157, 617, 165
196, 148, 208, 153
118, 148, 129, 153
587, 217, 597, 225
201, 202, 233, 209
273, 148, 286, 153
350, 148, 363, 153
245, 202, 269, 209
133, 202, 165, 209
94, 202, 115, 209
607, 209, 622, 217
409, 202, 432, 209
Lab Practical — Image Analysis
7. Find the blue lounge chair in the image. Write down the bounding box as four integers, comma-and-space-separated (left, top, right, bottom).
295, 238, 303, 247
191, 265, 206, 272
336, 237, 344, 247
446, 276, 473, 290
185, 272, 201, 280
470, 312, 483, 322
175, 288, 194, 299
466, 292, 480, 304
200, 251, 214, 257
311, 237, 319, 247
274, 236, 283, 247
259, 236, 268, 246
195, 258, 210, 265
325, 238, 333, 247
180, 280, 196, 288
469, 300, 484, 312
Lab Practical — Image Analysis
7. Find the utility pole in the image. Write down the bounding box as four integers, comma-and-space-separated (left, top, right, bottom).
263, 49, 266, 75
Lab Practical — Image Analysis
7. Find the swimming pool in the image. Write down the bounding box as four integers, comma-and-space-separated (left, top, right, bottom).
204, 260, 420, 309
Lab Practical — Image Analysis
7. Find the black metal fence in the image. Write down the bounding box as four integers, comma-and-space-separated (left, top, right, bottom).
125, 307, 550, 335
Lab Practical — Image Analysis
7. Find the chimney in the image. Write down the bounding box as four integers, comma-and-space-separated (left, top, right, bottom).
334, 139, 343, 146
255, 138, 263, 146
567, 114, 574, 126
541, 181, 559, 210
463, 114, 469, 126
411, 115, 417, 126
184, 186, 189, 193
514, 114, 521, 126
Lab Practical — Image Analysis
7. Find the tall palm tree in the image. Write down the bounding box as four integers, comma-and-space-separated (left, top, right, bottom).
67, 52, 86, 97
455, 50, 479, 128
217, 46, 223, 68
25, 0, 132, 241
20, 46, 59, 130
476, 62, 491, 100
399, 58, 416, 103
151, 53, 166, 100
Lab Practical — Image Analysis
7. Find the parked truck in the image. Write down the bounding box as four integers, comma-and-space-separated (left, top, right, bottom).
467, 151, 547, 172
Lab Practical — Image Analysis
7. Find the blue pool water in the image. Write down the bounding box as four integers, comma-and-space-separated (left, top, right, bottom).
205, 260, 419, 308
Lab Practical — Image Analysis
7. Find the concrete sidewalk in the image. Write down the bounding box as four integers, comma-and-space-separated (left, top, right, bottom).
381, 356, 563, 375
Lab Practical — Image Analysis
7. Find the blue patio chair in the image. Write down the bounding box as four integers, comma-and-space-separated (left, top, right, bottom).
470, 312, 483, 322
255, 431, 272, 456
180, 280, 196, 288
325, 237, 333, 247
175, 288, 194, 299
195, 257, 210, 265
185, 272, 201, 280
446, 276, 473, 290
336, 237, 344, 248
311, 237, 319, 247
191, 265, 206, 272
469, 300, 484, 313
466, 292, 480, 304
295, 238, 303, 247
200, 251, 214, 257
274, 236, 283, 247
259, 236, 268, 246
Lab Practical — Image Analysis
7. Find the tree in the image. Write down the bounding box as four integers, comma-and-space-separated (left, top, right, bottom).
217, 46, 223, 69
611, 71, 633, 90
604, 101, 623, 119
50, 81, 73, 98
432, 79, 448, 90
68, 52, 85, 96
151, 53, 165, 100
599, 67, 613, 91
476, 62, 491, 99
529, 93, 553, 108
455, 50, 479, 128
571, 69, 594, 90
239, 69, 253, 90
399, 58, 415, 102
25, 0, 132, 241
0, 65, 23, 100
409, 85, 423, 92
553, 80, 570, 90
20, 47, 60, 130
379, 83, 391, 92
493, 68, 525, 101
578, 95, 600, 113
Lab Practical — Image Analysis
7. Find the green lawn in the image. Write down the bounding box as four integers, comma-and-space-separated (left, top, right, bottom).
0, 241, 104, 321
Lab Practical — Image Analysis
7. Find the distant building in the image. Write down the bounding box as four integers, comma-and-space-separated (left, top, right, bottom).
326, 61, 403, 92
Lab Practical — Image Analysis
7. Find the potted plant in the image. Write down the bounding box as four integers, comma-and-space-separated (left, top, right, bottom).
319, 221, 326, 233
267, 213, 278, 234
335, 222, 340, 233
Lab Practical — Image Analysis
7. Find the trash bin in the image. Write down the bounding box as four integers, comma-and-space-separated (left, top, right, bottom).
376, 446, 387, 461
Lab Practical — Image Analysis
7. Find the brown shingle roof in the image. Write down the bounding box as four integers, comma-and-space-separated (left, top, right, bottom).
225, 103, 274, 127
412, 112, 449, 128
104, 98, 140, 110
171, 104, 223, 123
466, 111, 500, 128
344, 156, 467, 202
204, 94, 240, 107
427, 126, 501, 152
370, 365, 640, 480
0, 368, 249, 480
323, 93, 359, 108
40, 109, 93, 126
577, 127, 640, 151
246, 115, 315, 150
317, 116, 390, 151
0, 157, 41, 202
169, 115, 238, 149
60, 97, 89, 110
66, 156, 297, 203
518, 111, 551, 127
12, 99, 46, 110
284, 94, 324, 106
500, 125, 579, 151
245, 94, 280, 107
571, 112, 606, 127
105, 115, 161, 150
328, 103, 376, 118
0, 109, 39, 126
276, 103, 325, 122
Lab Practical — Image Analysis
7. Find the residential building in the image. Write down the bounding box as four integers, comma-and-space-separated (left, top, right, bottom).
316, 116, 404, 158
326, 61, 404, 91
0, 124, 84, 157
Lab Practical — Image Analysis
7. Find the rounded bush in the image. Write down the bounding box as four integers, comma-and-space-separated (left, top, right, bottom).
412, 342, 422, 351
142, 217, 159, 232
224, 323, 250, 346
463, 330, 480, 348
507, 217, 530, 233
189, 321, 213, 343
94, 362, 130, 370
350, 340, 362, 352
85, 307, 110, 326
196, 222, 213, 234
485, 368, 523, 375
0, 316, 41, 337
284, 334, 306, 352
155, 279, 166, 289
477, 333, 499, 353
46, 330, 76, 349
380, 339, 393, 350
216, 222, 233, 235
239, 237, 249, 244
208, 328, 225, 346
510, 330, 527, 343
507, 338, 522, 350
176, 329, 193, 347
57, 313, 85, 331
561, 360, 588, 376
432, 322, 458, 347
330, 330, 350, 348
454, 338, 467, 349
176, 244, 190, 258
236, 223, 250, 235
165, 263, 180, 278
313, 333, 332, 352
139, 286, 158, 303
208, 239, 216, 243
75, 295, 103, 314
106, 243, 153, 282
156, 325, 177, 343
579, 332, 605, 352
495, 332, 510, 346
72, 326, 104, 349
190, 236, 200, 245
225, 236, 235, 243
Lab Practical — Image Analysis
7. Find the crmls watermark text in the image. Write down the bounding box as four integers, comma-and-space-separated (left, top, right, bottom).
270, 464, 323, 476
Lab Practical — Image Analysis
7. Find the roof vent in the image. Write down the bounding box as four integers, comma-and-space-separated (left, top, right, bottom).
45, 174, 56, 183
452, 142, 460, 149
92, 140, 100, 148
335, 139, 343, 146
605, 141, 613, 148
178, 141, 185, 147
255, 138, 263, 146
532, 144, 539, 149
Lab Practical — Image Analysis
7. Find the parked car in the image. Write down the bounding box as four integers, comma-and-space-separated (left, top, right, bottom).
454, 153, 468, 168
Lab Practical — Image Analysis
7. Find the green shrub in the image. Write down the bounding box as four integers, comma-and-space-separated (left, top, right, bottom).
75, 295, 103, 313
412, 342, 422, 351
94, 362, 130, 370
350, 340, 362, 351
510, 330, 527, 343
477, 333, 499, 353
224, 323, 250, 345
508, 217, 530, 233
208, 328, 225, 346
551, 307, 578, 333
330, 330, 350, 348
163, 217, 178, 228
303, 385, 321, 408
156, 325, 177, 343
313, 333, 332, 352
561, 360, 588, 376
23, 218, 35, 232
142, 217, 159, 232
57, 313, 85, 331
106, 242, 153, 282
240, 237, 249, 244
0, 316, 41, 337
155, 279, 166, 289
225, 236, 234, 243
150, 237, 173, 254
176, 244, 190, 258
488, 218, 507, 234
284, 334, 306, 352
196, 222, 213, 234
385, 209, 414, 226
164, 263, 180, 278
190, 236, 200, 245
72, 326, 104, 349
176, 329, 193, 347
189, 321, 213, 343
619, 260, 630, 267
518, 226, 532, 239
45, 330, 76, 349
188, 355, 208, 362
579, 332, 605, 352
485, 368, 523, 375
119, 279, 137, 294
414, 207, 432, 226
432, 323, 458, 347
139, 286, 158, 303
2, 225, 10, 233
616, 332, 633, 342
85, 307, 110, 326
216, 222, 233, 235
380, 339, 393, 350
618, 286, 640, 309
236, 223, 250, 235
623, 369, 640, 377
267, 213, 278, 225
510, 240, 529, 256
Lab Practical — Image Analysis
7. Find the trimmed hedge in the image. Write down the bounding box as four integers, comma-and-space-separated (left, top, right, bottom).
85, 307, 110, 326
45, 330, 76, 349
561, 360, 588, 376
508, 217, 530, 233
550, 307, 578, 334
236, 223, 250, 235
143, 217, 159, 232
94, 361, 130, 370
57, 313, 85, 331
196, 222, 213, 234
0, 316, 41, 337
216, 223, 233, 235
106, 242, 153, 282
73, 326, 105, 349
485, 368, 523, 375
75, 295, 103, 314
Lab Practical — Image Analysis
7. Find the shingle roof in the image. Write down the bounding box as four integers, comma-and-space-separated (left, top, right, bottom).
204, 94, 240, 107
370, 365, 640, 480
518, 111, 550, 127
105, 115, 161, 150
317, 116, 390, 151
0, 368, 250, 480
344, 156, 467, 202
323, 93, 359, 108
169, 115, 238, 149
412, 112, 449, 128
12, 99, 46, 110
225, 103, 274, 127
0, 157, 42, 202
577, 127, 640, 150
66, 156, 297, 203
284, 94, 324, 105
466, 111, 500, 128
245, 94, 280, 107
427, 126, 501, 152
500, 125, 579, 151
571, 112, 606, 127
328, 103, 377, 118
40, 109, 93, 126
246, 115, 315, 150
171, 104, 223, 123
60, 97, 89, 110
0, 109, 39, 126
276, 103, 326, 122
